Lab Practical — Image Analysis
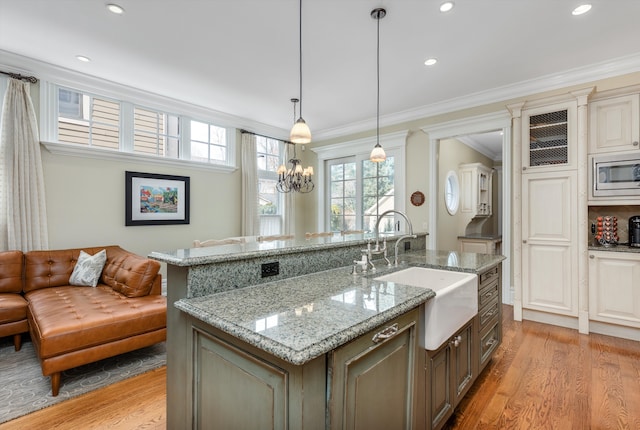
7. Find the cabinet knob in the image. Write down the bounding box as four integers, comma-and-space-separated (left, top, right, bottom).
372, 323, 399, 343
589, 254, 595, 259
450, 335, 462, 347
633, 141, 639, 147
522, 166, 527, 171
523, 240, 527, 244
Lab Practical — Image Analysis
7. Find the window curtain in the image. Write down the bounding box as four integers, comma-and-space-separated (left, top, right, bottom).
282, 143, 294, 236
0, 78, 49, 251
241, 132, 260, 236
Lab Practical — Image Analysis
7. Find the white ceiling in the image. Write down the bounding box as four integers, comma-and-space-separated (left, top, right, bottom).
1, 0, 640, 144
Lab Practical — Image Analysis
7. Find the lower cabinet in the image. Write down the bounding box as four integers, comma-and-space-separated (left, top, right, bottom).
426, 319, 476, 430
588, 250, 640, 328
327, 308, 422, 430
190, 307, 422, 430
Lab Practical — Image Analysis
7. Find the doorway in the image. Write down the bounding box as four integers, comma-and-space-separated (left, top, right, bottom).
423, 112, 513, 304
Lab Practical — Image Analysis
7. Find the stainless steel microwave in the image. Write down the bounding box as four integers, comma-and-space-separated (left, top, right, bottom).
591, 152, 640, 197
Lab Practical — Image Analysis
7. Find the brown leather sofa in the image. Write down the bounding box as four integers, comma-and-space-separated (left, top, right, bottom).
0, 250, 29, 351
0, 246, 166, 396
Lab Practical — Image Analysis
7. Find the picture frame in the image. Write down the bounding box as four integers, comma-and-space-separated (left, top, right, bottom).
125, 171, 190, 226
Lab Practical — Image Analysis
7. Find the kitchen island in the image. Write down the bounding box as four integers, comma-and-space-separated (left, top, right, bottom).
151, 236, 504, 429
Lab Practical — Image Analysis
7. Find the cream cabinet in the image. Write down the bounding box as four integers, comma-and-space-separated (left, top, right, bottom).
521, 170, 578, 317
588, 251, 640, 328
589, 94, 640, 154
522, 101, 578, 172
459, 162, 493, 217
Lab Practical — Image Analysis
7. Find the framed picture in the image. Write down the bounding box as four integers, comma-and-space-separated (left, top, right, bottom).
125, 171, 190, 226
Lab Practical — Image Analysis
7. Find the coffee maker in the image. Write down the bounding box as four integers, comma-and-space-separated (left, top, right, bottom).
630, 216, 640, 247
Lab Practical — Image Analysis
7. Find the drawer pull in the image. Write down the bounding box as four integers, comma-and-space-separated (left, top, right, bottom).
372, 323, 399, 343
450, 335, 463, 347
485, 338, 497, 348
484, 291, 494, 298
485, 310, 495, 317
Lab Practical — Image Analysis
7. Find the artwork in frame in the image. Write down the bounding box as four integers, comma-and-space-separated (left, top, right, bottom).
125, 171, 190, 226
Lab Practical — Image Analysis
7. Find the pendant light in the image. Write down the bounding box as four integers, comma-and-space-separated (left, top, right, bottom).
290, 0, 312, 144
369, 8, 387, 163
277, 99, 314, 193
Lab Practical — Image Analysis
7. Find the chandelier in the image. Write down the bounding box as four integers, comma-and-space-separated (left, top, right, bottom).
277, 99, 314, 193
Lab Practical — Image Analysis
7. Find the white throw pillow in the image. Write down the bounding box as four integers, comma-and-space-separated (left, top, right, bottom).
69, 249, 107, 287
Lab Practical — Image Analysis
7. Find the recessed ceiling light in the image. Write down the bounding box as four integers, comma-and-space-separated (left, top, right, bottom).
76, 55, 91, 62
440, 1, 454, 13
424, 58, 438, 66
572, 4, 592, 15
106, 3, 125, 14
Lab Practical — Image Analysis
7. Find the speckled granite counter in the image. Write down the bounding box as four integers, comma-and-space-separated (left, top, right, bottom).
174, 249, 505, 365
588, 244, 640, 254
176, 264, 434, 365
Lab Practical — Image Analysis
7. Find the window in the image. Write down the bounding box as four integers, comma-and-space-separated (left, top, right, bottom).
444, 170, 460, 215
43, 82, 235, 170
256, 136, 285, 235
362, 157, 395, 232
326, 152, 399, 233
315, 131, 407, 234
328, 158, 356, 231
190, 120, 227, 164
57, 87, 120, 150
133, 106, 179, 157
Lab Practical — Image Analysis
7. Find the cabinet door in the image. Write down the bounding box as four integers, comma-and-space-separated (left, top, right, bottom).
428, 345, 452, 430
589, 94, 640, 154
193, 329, 288, 430
522, 101, 577, 172
451, 320, 475, 405
427, 319, 476, 430
522, 170, 578, 316
328, 309, 419, 430
589, 251, 640, 327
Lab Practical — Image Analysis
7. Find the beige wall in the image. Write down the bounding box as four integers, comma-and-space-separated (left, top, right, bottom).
41, 146, 241, 265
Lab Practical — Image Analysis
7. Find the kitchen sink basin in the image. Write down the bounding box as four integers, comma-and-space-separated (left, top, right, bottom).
375, 267, 478, 350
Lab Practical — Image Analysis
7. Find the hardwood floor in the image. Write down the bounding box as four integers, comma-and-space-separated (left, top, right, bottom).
2, 305, 639, 429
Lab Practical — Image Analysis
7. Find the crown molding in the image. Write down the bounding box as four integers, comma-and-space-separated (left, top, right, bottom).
314, 53, 640, 141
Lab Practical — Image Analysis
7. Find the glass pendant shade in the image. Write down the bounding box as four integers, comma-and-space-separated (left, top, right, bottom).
290, 117, 311, 144
370, 143, 387, 162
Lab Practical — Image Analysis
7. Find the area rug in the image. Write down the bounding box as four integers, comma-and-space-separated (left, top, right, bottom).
0, 337, 166, 424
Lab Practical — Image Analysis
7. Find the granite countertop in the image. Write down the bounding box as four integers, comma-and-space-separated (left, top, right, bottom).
457, 234, 503, 241
588, 244, 640, 254
150, 232, 428, 266
175, 250, 505, 366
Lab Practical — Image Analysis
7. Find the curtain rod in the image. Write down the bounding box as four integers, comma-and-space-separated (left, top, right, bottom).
240, 129, 294, 145
0, 70, 38, 83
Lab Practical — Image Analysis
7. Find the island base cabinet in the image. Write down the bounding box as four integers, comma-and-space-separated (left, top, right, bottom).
327, 308, 422, 430
190, 324, 327, 430
193, 329, 288, 430
426, 318, 476, 430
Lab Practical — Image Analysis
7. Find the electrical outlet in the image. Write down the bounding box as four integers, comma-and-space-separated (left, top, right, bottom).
261, 261, 279, 278
404, 241, 411, 251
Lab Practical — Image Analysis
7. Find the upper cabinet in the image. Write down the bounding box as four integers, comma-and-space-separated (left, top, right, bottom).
589, 94, 640, 154
522, 101, 578, 172
459, 162, 493, 218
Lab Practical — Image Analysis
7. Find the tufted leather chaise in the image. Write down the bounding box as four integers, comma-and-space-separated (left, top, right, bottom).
22, 245, 166, 396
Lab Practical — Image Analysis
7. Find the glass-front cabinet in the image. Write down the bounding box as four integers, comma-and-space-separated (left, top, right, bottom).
522, 101, 577, 172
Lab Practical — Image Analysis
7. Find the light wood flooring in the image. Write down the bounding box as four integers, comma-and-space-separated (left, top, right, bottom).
2, 305, 639, 429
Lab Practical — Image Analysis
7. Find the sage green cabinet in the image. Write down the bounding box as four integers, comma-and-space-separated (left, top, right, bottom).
328, 307, 423, 430
477, 263, 502, 372
426, 318, 475, 430
188, 307, 422, 430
